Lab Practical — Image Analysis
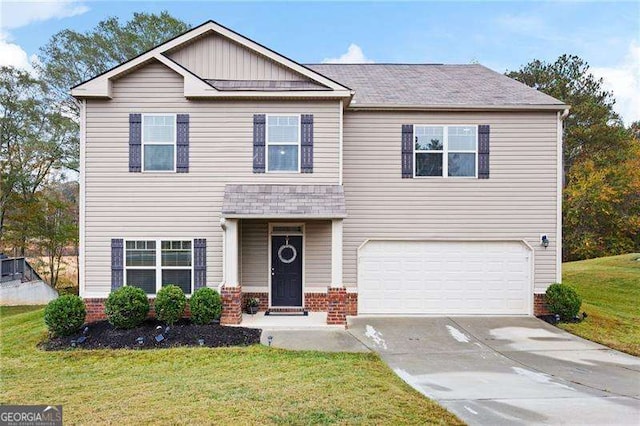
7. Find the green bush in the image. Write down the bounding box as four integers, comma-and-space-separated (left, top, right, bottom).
44, 295, 86, 337
546, 283, 582, 321
189, 287, 222, 325
104, 286, 150, 329
155, 285, 186, 325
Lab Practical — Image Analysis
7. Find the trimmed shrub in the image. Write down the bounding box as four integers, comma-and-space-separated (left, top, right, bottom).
189, 287, 222, 325
546, 283, 582, 321
44, 295, 86, 337
104, 286, 150, 329
155, 285, 186, 325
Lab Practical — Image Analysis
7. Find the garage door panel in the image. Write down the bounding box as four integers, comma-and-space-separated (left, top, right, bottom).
358, 241, 531, 315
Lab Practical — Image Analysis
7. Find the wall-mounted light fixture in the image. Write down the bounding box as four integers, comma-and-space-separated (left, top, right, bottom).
540, 234, 549, 249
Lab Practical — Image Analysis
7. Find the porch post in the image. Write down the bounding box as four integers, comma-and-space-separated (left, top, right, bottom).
328, 219, 347, 326
331, 219, 343, 287
224, 218, 239, 286
220, 218, 241, 325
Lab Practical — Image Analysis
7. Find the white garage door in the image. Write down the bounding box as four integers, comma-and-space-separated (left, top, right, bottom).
358, 240, 532, 315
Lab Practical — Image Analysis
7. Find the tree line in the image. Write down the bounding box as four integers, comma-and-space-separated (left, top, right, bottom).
1, 12, 638, 290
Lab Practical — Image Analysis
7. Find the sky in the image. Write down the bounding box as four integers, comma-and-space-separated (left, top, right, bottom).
1, 0, 638, 124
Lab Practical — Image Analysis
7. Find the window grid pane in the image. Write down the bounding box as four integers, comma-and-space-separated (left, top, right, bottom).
144, 145, 174, 171
415, 126, 444, 151
416, 153, 443, 176
162, 270, 192, 295
448, 153, 476, 177
143, 115, 175, 143
268, 145, 298, 171
127, 269, 156, 294
267, 115, 299, 144
161, 240, 192, 267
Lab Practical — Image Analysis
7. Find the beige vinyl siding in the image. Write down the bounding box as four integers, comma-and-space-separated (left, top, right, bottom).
168, 33, 308, 81
240, 220, 332, 292
84, 61, 340, 295
341, 110, 558, 292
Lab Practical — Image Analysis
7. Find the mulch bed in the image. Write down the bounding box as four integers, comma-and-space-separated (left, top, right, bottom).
41, 319, 262, 350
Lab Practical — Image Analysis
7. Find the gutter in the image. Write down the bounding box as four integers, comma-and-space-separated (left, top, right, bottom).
347, 104, 570, 112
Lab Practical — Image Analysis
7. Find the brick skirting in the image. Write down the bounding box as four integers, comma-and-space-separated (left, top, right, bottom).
241, 291, 358, 317
84, 298, 192, 323
533, 293, 551, 316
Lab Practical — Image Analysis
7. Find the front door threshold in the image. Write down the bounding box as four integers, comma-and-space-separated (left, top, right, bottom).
265, 308, 309, 316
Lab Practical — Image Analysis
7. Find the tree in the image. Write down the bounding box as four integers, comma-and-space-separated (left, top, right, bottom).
507, 55, 630, 177
37, 12, 191, 117
0, 66, 77, 248
508, 55, 640, 260
28, 183, 78, 288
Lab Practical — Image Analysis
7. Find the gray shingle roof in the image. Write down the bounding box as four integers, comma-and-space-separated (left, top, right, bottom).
222, 184, 347, 218
306, 64, 565, 108
205, 79, 329, 91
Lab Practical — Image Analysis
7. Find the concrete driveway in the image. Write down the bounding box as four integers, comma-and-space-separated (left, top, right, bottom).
348, 317, 640, 425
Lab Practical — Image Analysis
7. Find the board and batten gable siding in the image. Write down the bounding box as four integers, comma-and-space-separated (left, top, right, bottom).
240, 220, 331, 292
83, 60, 340, 296
168, 33, 309, 81
341, 110, 559, 292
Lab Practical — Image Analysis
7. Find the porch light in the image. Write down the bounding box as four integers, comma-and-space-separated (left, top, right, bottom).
541, 234, 549, 248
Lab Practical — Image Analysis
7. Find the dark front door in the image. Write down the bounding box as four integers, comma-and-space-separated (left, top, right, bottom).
271, 235, 303, 307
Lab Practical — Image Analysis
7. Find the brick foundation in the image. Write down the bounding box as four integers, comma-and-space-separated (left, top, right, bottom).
534, 293, 551, 316
240, 291, 357, 316
84, 297, 192, 323
220, 285, 242, 325
327, 287, 347, 325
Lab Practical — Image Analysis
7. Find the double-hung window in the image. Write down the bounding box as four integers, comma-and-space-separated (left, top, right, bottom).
414, 125, 477, 177
125, 240, 193, 295
142, 115, 176, 171
266, 115, 300, 172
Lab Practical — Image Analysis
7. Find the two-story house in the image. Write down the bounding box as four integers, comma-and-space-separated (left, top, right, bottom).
71, 20, 568, 325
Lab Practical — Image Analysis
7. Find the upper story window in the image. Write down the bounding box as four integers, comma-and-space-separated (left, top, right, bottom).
414, 125, 477, 177
143, 115, 176, 171
266, 115, 300, 172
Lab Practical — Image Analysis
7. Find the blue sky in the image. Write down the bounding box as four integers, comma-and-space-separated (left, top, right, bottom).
1, 1, 639, 122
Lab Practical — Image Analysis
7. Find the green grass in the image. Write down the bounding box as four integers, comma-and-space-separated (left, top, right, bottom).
0, 307, 461, 425
560, 253, 640, 356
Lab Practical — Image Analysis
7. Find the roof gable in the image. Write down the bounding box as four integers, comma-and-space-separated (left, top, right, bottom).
71, 20, 352, 99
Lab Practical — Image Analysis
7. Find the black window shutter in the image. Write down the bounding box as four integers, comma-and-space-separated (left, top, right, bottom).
301, 114, 314, 173
401, 125, 414, 178
129, 114, 142, 172
253, 114, 266, 173
478, 125, 490, 179
111, 238, 124, 291
193, 239, 206, 290
176, 114, 189, 173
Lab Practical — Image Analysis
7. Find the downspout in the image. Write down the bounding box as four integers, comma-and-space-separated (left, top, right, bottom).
79, 99, 86, 297
556, 108, 569, 283
339, 100, 344, 185
219, 217, 226, 292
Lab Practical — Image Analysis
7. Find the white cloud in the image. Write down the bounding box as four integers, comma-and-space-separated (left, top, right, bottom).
322, 44, 373, 64
0, 0, 89, 30
591, 40, 640, 125
0, 32, 37, 73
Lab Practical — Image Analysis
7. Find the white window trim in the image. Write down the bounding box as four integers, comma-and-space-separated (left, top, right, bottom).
265, 114, 302, 173
141, 113, 177, 173
413, 124, 479, 178
124, 238, 194, 295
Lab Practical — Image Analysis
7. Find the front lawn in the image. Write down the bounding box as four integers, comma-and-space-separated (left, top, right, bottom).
561, 254, 640, 356
0, 306, 461, 425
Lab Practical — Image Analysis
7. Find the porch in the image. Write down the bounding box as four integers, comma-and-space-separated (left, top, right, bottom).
219, 184, 350, 326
